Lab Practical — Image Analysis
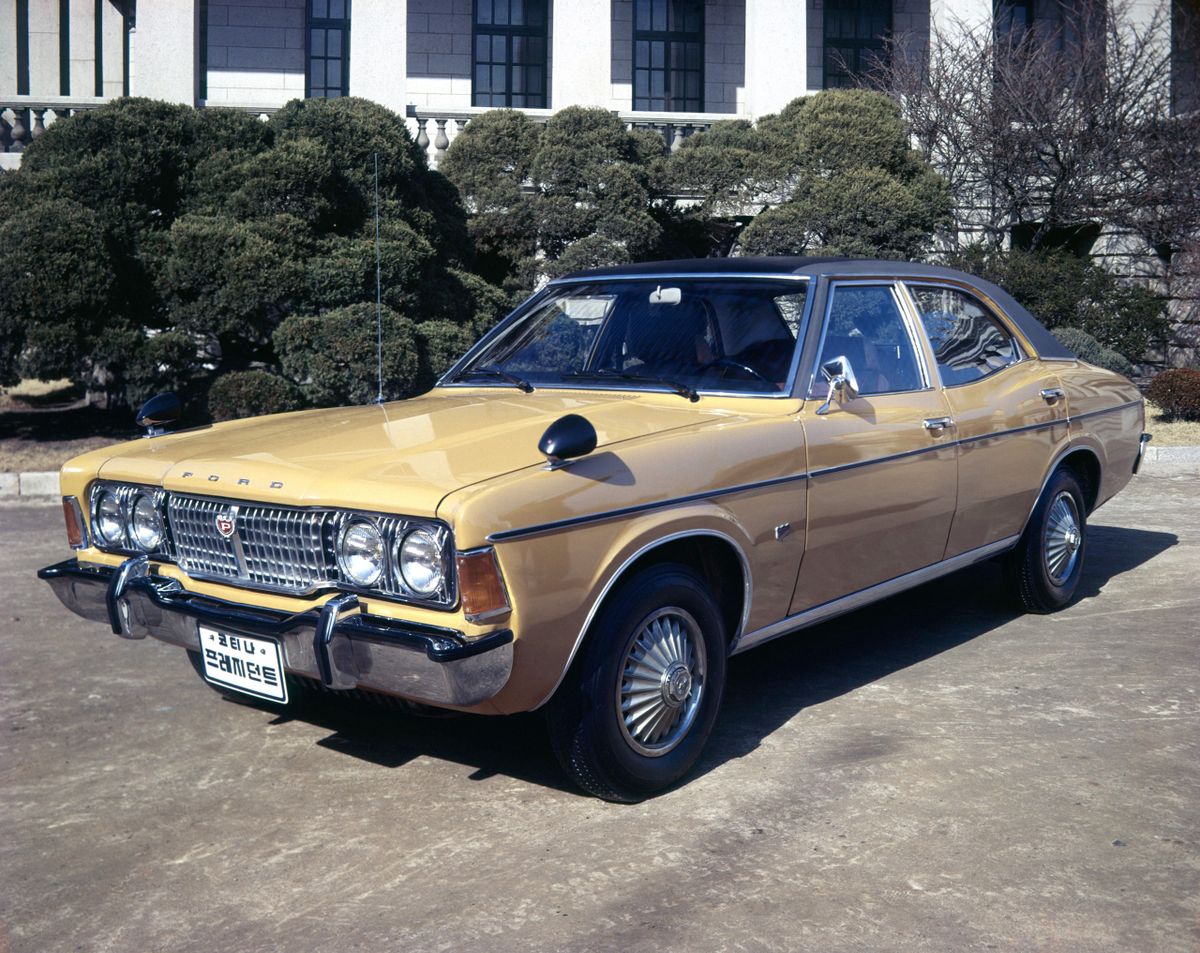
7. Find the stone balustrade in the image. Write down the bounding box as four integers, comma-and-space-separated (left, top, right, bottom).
406, 106, 717, 168
1, 99, 718, 172
0, 97, 109, 166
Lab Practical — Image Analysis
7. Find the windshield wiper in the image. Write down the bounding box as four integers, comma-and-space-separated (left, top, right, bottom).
566, 369, 699, 402
452, 365, 534, 393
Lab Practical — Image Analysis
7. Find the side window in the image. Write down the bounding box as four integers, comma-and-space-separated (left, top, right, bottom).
812, 284, 924, 396
908, 285, 1019, 386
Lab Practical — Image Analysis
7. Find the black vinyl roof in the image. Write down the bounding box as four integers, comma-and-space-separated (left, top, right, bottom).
555, 257, 1073, 360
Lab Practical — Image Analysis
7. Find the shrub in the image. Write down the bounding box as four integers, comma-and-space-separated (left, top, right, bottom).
0, 196, 119, 387
207, 370, 306, 422
671, 89, 950, 260
275, 303, 420, 407
1146, 369, 1200, 421
949, 246, 1169, 361
413, 320, 477, 392
1051, 327, 1135, 377
442, 105, 661, 291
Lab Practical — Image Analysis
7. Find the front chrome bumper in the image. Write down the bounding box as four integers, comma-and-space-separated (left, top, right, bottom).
38, 558, 513, 707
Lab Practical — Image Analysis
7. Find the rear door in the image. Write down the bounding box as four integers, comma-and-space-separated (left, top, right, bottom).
902, 281, 1070, 558
791, 281, 958, 615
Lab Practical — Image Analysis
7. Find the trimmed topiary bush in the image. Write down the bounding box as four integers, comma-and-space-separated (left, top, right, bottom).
948, 246, 1168, 362
207, 369, 306, 422
1051, 327, 1135, 377
1146, 368, 1200, 422
275, 302, 420, 407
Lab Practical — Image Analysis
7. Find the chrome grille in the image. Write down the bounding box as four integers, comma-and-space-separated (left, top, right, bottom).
239, 504, 337, 591
166, 494, 338, 593
167, 495, 240, 578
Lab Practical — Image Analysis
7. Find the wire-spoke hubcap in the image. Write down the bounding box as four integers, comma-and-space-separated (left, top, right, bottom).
615, 607, 707, 758
1043, 491, 1082, 584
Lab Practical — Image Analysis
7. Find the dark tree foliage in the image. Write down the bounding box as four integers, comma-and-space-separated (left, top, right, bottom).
207, 369, 306, 422
669, 89, 950, 260
441, 107, 664, 294
0, 96, 505, 414
275, 303, 420, 407
1051, 327, 1135, 377
949, 246, 1169, 361
0, 197, 118, 387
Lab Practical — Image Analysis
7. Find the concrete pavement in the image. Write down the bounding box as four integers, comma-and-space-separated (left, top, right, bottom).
1, 471, 1197, 953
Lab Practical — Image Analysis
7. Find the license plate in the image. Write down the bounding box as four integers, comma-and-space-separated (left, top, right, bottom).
198, 626, 288, 704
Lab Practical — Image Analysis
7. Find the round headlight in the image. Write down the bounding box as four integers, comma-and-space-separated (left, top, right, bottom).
398, 529, 444, 596
94, 490, 124, 547
128, 494, 164, 552
337, 520, 384, 588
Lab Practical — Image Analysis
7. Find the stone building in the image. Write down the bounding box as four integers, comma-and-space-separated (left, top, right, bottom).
1, 0, 1196, 363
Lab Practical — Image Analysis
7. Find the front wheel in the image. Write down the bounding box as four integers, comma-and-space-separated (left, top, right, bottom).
1008, 468, 1088, 613
547, 564, 727, 802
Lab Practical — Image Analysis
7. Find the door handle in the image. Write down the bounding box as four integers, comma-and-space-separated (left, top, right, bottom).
1040, 388, 1065, 404
923, 416, 954, 434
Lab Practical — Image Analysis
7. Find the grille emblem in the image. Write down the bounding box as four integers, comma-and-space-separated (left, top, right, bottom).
215, 510, 236, 538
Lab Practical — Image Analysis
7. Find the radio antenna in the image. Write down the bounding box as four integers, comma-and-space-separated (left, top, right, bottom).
373, 151, 384, 405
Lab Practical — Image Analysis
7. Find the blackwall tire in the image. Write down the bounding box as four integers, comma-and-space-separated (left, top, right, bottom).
1008, 468, 1088, 614
547, 563, 727, 802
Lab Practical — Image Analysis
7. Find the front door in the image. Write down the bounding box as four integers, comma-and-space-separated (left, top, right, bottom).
791, 281, 958, 615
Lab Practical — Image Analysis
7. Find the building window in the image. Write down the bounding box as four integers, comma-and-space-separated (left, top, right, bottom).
473, 0, 548, 108
308, 0, 350, 99
823, 0, 891, 89
633, 0, 703, 112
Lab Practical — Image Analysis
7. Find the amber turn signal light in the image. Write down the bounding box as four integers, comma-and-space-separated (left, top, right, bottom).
456, 547, 511, 622
62, 496, 87, 550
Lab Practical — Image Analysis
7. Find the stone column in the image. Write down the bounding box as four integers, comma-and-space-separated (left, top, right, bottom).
0, 0, 16, 98
349, 0, 407, 115
131, 0, 198, 104
929, 0, 991, 40
552, 0, 612, 108
743, 0, 807, 117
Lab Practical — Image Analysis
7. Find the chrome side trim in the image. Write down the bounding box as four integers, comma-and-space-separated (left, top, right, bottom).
1069, 399, 1142, 422
529, 529, 753, 711
956, 417, 1067, 446
731, 535, 1019, 655
490, 402, 1129, 543
808, 441, 951, 480
487, 472, 809, 543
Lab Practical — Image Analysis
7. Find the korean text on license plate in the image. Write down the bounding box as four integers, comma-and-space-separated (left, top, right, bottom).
198, 626, 287, 703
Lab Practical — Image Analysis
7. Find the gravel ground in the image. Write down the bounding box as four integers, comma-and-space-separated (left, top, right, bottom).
1, 470, 1197, 953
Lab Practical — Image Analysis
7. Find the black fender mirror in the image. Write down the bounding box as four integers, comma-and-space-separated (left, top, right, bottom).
135, 392, 181, 437
538, 414, 597, 470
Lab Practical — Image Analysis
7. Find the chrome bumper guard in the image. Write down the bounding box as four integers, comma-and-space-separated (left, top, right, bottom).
38, 558, 513, 707
1133, 432, 1152, 474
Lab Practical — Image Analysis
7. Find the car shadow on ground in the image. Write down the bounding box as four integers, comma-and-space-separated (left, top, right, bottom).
252, 523, 1176, 798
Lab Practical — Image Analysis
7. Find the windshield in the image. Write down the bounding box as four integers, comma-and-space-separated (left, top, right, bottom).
450, 278, 810, 396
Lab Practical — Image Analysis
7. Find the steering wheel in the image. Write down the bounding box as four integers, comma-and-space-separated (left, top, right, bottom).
696, 357, 771, 385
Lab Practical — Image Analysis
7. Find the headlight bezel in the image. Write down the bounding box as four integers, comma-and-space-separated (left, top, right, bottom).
89, 482, 171, 556
128, 492, 166, 552
396, 527, 448, 597
335, 517, 387, 589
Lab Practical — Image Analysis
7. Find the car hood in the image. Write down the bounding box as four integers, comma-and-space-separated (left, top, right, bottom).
88, 388, 737, 517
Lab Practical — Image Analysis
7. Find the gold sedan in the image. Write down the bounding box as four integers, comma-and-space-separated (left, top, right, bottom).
40, 258, 1148, 801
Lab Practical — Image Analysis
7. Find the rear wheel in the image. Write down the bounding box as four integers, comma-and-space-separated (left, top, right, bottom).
547, 564, 727, 802
1008, 468, 1088, 613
